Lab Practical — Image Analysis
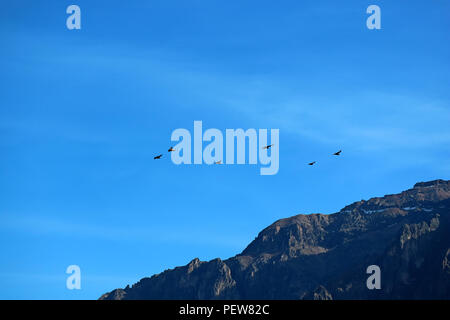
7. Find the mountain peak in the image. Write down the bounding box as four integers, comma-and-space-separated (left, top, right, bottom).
100, 179, 450, 300
339, 179, 450, 215
413, 179, 449, 188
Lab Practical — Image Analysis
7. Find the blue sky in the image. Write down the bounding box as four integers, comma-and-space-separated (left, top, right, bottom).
0, 1, 449, 299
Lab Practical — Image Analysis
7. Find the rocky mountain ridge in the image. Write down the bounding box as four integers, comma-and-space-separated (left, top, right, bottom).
100, 179, 450, 300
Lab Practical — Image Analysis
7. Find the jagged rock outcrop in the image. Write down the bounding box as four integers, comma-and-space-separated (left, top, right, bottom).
100, 180, 450, 300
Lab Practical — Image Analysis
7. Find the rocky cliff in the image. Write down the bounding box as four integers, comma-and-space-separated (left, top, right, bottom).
100, 179, 450, 300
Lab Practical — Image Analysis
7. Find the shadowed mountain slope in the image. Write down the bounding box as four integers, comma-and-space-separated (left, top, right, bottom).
100, 180, 450, 300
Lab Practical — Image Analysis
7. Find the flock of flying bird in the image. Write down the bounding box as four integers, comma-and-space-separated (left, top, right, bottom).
153, 147, 175, 160
308, 149, 342, 165
154, 145, 342, 166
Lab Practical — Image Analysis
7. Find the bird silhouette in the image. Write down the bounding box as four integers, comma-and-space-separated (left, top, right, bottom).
168, 147, 175, 152
262, 144, 273, 150
308, 161, 316, 165
333, 150, 342, 156
154, 154, 163, 160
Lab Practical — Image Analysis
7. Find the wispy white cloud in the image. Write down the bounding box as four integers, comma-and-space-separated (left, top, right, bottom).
0, 214, 248, 250
4, 32, 449, 167
0, 271, 135, 285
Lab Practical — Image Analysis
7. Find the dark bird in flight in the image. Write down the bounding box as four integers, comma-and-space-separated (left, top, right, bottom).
308, 161, 316, 165
333, 150, 342, 156
154, 154, 163, 160
262, 144, 274, 150
214, 160, 222, 164
168, 147, 175, 152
